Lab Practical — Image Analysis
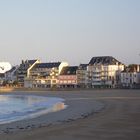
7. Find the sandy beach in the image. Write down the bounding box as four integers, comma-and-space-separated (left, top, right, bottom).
0, 89, 140, 140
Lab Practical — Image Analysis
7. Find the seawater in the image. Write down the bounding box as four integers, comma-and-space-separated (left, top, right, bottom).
0, 95, 66, 124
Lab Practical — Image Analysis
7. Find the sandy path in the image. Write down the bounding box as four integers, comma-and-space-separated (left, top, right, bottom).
0, 89, 140, 140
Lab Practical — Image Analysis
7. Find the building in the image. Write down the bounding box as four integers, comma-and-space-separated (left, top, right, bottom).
121, 64, 140, 88
58, 66, 78, 88
5, 66, 19, 84
0, 62, 12, 86
24, 62, 68, 88
77, 64, 89, 88
17, 59, 40, 87
88, 56, 124, 88
0, 73, 5, 86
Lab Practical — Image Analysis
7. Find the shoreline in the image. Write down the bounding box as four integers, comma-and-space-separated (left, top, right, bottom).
0, 103, 105, 134
0, 91, 105, 134
1, 86, 140, 93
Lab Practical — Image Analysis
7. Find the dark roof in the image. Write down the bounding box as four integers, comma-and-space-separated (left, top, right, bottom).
33, 62, 61, 69
89, 56, 122, 65
60, 66, 78, 75
21, 60, 38, 65
122, 64, 140, 73
78, 64, 88, 70
28, 60, 38, 65
19, 60, 38, 70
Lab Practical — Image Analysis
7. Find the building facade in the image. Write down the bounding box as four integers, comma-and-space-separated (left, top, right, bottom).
88, 56, 124, 88
17, 59, 40, 87
5, 66, 19, 84
77, 64, 89, 88
24, 62, 68, 88
121, 65, 140, 88
0, 62, 12, 86
58, 66, 78, 88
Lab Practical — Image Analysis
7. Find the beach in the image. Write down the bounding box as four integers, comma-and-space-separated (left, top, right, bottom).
0, 89, 140, 140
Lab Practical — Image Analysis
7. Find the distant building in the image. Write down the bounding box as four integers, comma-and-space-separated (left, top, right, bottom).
121, 64, 140, 88
0, 62, 12, 86
17, 59, 40, 87
5, 66, 19, 84
77, 64, 89, 88
24, 62, 68, 88
58, 66, 78, 88
88, 56, 124, 88
0, 73, 5, 86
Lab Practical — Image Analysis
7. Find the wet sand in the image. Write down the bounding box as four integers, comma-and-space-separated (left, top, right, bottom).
0, 89, 140, 140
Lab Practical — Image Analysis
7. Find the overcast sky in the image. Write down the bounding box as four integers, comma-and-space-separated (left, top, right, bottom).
0, 0, 140, 65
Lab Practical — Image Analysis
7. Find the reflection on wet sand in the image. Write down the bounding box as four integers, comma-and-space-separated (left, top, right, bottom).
52, 103, 66, 112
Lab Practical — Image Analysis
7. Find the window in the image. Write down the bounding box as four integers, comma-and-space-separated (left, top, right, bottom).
52, 80, 56, 83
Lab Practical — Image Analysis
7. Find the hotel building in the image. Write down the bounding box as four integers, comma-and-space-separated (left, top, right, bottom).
24, 62, 68, 88
88, 56, 124, 88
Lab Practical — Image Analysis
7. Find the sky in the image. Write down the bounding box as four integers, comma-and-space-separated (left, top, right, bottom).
0, 0, 140, 66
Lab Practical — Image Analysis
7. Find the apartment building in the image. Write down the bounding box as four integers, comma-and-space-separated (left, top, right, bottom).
88, 56, 124, 88
121, 64, 140, 88
58, 66, 78, 88
77, 64, 89, 88
17, 59, 40, 86
24, 62, 68, 88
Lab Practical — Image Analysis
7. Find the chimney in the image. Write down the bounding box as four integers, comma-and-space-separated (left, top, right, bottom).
22, 60, 24, 64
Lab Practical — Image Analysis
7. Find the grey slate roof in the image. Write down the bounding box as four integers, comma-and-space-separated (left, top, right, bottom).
18, 60, 38, 71
60, 66, 78, 75
33, 62, 61, 69
89, 56, 122, 65
28, 60, 38, 65
79, 64, 88, 69
122, 64, 140, 73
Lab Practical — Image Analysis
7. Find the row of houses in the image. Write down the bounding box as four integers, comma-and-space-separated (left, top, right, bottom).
3, 56, 140, 89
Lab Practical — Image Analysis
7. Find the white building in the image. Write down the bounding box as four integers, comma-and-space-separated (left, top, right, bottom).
0, 62, 12, 85
121, 65, 140, 88
24, 62, 68, 88
5, 66, 19, 84
88, 56, 124, 88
